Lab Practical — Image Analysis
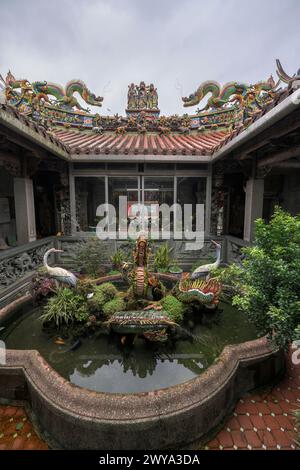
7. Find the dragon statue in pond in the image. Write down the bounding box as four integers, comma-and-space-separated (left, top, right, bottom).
3, 71, 103, 112
182, 76, 278, 113
107, 237, 223, 343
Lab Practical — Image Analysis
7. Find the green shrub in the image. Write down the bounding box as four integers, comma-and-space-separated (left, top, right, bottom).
210, 264, 244, 298
74, 238, 107, 277
233, 208, 300, 350
154, 243, 173, 272
111, 249, 127, 269
102, 297, 126, 317
161, 295, 184, 323
41, 288, 89, 327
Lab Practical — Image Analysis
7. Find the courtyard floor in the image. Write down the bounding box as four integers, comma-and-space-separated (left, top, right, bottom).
0, 352, 299, 451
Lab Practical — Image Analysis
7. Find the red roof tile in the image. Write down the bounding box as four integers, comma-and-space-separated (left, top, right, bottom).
52, 129, 228, 156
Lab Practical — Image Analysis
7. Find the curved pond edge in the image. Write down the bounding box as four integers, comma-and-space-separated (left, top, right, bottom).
0, 296, 285, 449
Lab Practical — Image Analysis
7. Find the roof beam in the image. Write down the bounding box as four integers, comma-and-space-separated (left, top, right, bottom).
258, 146, 300, 167
236, 109, 300, 160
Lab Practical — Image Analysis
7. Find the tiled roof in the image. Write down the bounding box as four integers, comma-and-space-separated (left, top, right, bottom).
212, 87, 297, 154
51, 129, 228, 156
0, 104, 69, 156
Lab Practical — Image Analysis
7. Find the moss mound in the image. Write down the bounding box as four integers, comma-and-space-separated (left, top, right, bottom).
102, 297, 126, 318
96, 282, 118, 302
161, 295, 185, 323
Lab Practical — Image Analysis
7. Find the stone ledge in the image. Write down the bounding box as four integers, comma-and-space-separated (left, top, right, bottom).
0, 335, 285, 449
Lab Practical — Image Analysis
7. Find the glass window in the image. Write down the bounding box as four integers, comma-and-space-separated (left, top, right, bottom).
75, 177, 105, 232
108, 177, 139, 228
177, 177, 206, 231
143, 177, 174, 234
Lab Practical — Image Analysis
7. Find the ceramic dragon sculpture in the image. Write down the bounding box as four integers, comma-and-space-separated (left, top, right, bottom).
182, 76, 276, 112
276, 59, 300, 86
4, 71, 103, 112
176, 277, 221, 307
131, 234, 151, 298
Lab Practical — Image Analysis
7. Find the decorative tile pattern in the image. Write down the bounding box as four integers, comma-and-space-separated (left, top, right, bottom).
0, 406, 47, 450
206, 352, 299, 450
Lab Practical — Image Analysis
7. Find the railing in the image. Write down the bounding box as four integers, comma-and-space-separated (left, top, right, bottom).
223, 235, 250, 265
0, 234, 248, 306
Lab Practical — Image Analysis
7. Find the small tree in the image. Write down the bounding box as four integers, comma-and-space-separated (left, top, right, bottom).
233, 207, 300, 350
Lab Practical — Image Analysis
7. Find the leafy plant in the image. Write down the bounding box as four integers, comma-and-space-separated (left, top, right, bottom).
111, 249, 127, 270
233, 208, 300, 350
41, 288, 89, 327
161, 295, 184, 323
168, 261, 183, 274
153, 243, 173, 272
74, 238, 107, 277
210, 264, 244, 299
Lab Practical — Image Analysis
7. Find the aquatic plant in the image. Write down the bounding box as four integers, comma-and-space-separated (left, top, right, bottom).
74, 238, 107, 277
41, 288, 89, 327
102, 297, 126, 317
153, 243, 173, 272
233, 208, 300, 350
161, 295, 185, 323
111, 249, 127, 270
168, 261, 183, 274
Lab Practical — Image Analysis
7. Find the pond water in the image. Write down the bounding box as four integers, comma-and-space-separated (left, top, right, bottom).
0, 302, 258, 393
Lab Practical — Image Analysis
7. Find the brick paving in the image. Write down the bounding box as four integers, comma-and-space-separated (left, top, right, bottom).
0, 405, 48, 450
206, 353, 300, 450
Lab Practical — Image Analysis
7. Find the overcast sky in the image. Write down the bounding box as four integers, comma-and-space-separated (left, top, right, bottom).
0, 0, 299, 115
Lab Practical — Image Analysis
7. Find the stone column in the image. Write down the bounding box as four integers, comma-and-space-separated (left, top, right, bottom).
13, 177, 36, 245
243, 177, 264, 242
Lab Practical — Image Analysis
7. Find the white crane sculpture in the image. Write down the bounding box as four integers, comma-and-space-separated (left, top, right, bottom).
190, 240, 221, 280
43, 248, 77, 287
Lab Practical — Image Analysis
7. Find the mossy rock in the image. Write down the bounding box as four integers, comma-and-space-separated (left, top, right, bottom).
96, 282, 118, 302
102, 297, 126, 318
88, 290, 107, 313
76, 279, 96, 296
161, 295, 185, 323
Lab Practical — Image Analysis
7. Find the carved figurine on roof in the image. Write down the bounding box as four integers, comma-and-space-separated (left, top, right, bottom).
4, 71, 103, 113
126, 81, 159, 116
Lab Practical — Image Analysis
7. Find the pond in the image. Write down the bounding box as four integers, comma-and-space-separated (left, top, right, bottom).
0, 301, 258, 393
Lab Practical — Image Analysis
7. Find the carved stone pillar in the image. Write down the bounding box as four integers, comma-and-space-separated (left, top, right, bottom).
243, 177, 264, 242
13, 177, 36, 245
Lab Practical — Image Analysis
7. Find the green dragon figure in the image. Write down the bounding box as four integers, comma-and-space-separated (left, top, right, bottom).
5, 71, 103, 111
182, 77, 276, 112
176, 276, 222, 307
